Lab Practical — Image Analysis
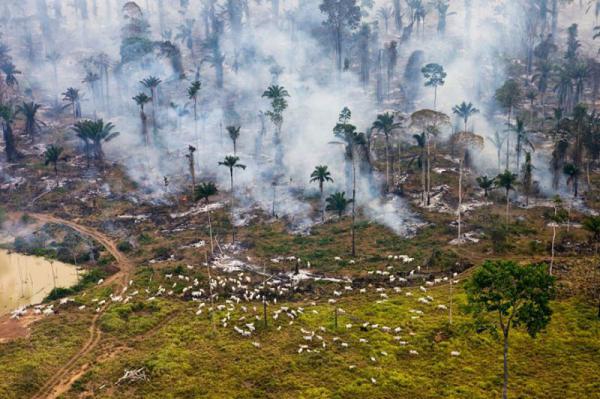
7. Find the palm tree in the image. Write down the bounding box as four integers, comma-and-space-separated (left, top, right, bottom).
325, 192, 352, 218
46, 51, 61, 94
261, 85, 290, 138
377, 6, 393, 33
563, 163, 581, 197
219, 155, 246, 243
227, 125, 241, 154
175, 18, 196, 55
62, 88, 82, 120
0, 104, 20, 162
510, 118, 534, 170
582, 216, 600, 254
413, 132, 427, 204
186, 145, 197, 197
72, 119, 119, 166
532, 60, 552, 126
495, 170, 518, 223
372, 112, 402, 190
133, 93, 151, 145
476, 176, 495, 198
310, 165, 334, 221
495, 79, 522, 168
1, 62, 21, 87
44, 145, 66, 187
333, 114, 366, 257
83, 71, 100, 116
187, 80, 201, 122
195, 181, 218, 204
16, 102, 45, 140
141, 76, 162, 138
488, 130, 506, 172
521, 152, 534, 206
452, 101, 479, 132
195, 181, 218, 254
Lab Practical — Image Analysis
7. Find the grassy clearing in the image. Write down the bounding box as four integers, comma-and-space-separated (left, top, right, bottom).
39, 280, 600, 399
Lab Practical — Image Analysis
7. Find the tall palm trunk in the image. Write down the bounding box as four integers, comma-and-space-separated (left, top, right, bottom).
505, 108, 512, 171
426, 133, 432, 205
2, 121, 19, 162
351, 156, 356, 257
506, 188, 510, 223
457, 160, 463, 243
320, 182, 325, 222
385, 135, 390, 191
54, 162, 59, 187
230, 168, 236, 243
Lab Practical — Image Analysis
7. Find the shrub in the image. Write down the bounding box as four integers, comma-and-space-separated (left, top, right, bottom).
117, 240, 133, 252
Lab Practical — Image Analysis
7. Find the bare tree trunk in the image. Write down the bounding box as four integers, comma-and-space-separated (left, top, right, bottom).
426, 134, 431, 205
351, 156, 356, 257
385, 136, 390, 191
457, 160, 463, 243
230, 170, 235, 243
503, 330, 509, 399
550, 223, 556, 275
506, 189, 510, 224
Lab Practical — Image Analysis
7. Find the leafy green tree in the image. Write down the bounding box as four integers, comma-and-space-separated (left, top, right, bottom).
465, 260, 555, 399
495, 170, 518, 223
44, 145, 66, 187
372, 112, 402, 190
0, 104, 20, 162
319, 0, 362, 72
310, 165, 334, 221
325, 191, 352, 217
227, 125, 241, 154
583, 216, 600, 254
421, 63, 446, 109
17, 102, 45, 140
452, 101, 479, 132
219, 155, 246, 243
476, 176, 495, 198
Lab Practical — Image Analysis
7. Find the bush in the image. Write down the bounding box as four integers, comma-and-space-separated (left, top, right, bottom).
45, 287, 75, 301
154, 247, 170, 259
117, 240, 133, 252
486, 224, 512, 253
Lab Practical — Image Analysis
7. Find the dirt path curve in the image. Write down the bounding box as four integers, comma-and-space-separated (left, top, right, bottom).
17, 213, 134, 399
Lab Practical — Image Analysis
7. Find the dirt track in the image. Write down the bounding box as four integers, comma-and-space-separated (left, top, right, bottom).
9, 213, 134, 399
